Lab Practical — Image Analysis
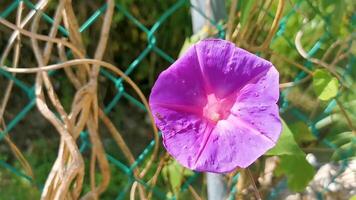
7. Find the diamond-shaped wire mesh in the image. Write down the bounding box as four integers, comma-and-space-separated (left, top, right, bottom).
0, 0, 355, 199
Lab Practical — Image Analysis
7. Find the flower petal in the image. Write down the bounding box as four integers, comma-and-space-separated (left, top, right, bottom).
231, 104, 281, 142
193, 115, 276, 172
231, 66, 281, 142
234, 66, 279, 105
149, 39, 282, 173
151, 105, 276, 173
150, 104, 214, 169
149, 46, 207, 109
195, 39, 272, 98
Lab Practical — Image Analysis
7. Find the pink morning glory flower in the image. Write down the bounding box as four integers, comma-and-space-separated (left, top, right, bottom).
149, 39, 282, 173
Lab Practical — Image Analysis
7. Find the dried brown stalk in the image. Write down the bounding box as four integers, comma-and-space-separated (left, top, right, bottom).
226, 0, 238, 40
0, 0, 34, 185
234, 0, 285, 52
0, 1, 159, 198
1, 56, 159, 199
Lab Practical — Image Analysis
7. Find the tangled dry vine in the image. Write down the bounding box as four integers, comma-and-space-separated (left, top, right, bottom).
0, 0, 354, 199
0, 0, 160, 199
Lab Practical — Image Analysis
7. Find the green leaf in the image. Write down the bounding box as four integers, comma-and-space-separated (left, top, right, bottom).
275, 155, 315, 192
266, 120, 305, 156
289, 121, 317, 143
162, 160, 193, 195
313, 69, 339, 101
266, 119, 315, 191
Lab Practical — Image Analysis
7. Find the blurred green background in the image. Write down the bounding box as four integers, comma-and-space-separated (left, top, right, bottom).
0, 0, 355, 199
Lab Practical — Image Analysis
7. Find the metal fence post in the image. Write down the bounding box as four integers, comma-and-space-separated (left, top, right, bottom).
190, 0, 227, 199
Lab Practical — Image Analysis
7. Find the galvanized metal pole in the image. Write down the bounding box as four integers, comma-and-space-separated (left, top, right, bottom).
190, 0, 226, 33
190, 1, 227, 199
206, 172, 228, 200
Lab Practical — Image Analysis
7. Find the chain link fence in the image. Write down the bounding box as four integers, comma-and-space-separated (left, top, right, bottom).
0, 0, 355, 199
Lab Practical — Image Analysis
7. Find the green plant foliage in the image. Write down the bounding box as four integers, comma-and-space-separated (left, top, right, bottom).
275, 155, 315, 192
326, 131, 356, 161
266, 119, 315, 191
320, 0, 347, 36
162, 159, 194, 197
289, 121, 317, 143
0, 0, 355, 198
266, 120, 305, 156
0, 172, 40, 200
313, 69, 339, 101
238, 0, 256, 26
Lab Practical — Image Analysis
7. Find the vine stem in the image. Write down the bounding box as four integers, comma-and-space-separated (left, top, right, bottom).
247, 168, 262, 200
336, 99, 355, 134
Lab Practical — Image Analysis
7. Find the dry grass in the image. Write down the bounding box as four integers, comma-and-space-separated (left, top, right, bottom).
0, 0, 353, 199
